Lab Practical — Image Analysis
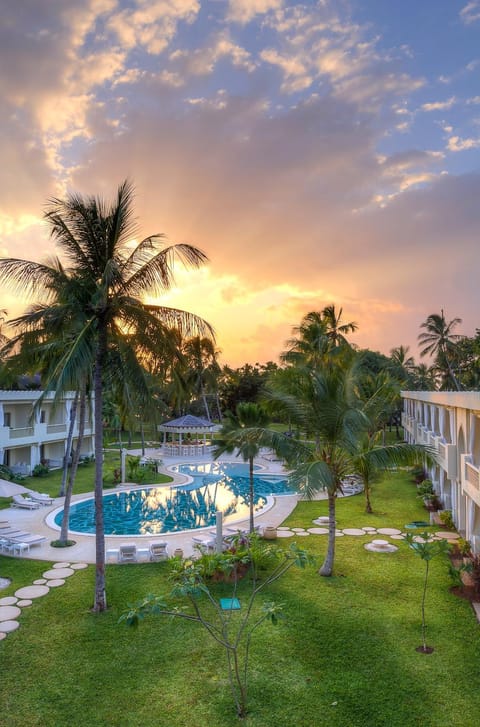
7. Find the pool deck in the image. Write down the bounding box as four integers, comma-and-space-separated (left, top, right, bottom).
2, 451, 312, 564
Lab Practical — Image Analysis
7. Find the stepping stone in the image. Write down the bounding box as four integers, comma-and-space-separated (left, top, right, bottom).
33, 579, 47, 585
390, 534, 406, 540
377, 528, 402, 535
43, 568, 74, 580
15, 585, 49, 599
276, 531, 294, 537
53, 562, 71, 569
0, 620, 20, 633
436, 531, 460, 540
47, 579, 65, 587
314, 517, 330, 524
0, 605, 21, 621
335, 531, 345, 537
0, 577, 11, 590
0, 596, 18, 606
291, 528, 306, 532
362, 527, 377, 532
343, 528, 366, 536
364, 542, 398, 553
17, 600, 32, 607
307, 527, 329, 535
277, 527, 291, 531
0, 632, 6, 640
70, 563, 88, 570
294, 531, 310, 536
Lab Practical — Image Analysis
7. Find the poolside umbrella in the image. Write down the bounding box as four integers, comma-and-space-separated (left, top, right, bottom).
0, 478, 32, 498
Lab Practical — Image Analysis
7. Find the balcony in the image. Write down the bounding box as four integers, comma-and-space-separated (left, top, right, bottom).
436, 441, 457, 480
47, 423, 67, 435
461, 455, 480, 507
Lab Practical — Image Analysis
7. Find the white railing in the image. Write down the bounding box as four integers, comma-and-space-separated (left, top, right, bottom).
465, 461, 480, 491
47, 423, 67, 434
9, 426, 34, 439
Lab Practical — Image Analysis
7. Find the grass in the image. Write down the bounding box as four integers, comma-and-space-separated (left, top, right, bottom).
1, 471, 480, 726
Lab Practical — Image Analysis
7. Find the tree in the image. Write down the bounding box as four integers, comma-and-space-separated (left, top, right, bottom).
321, 304, 358, 348
213, 402, 271, 533
405, 532, 449, 653
418, 311, 463, 391
0, 179, 212, 611
121, 536, 312, 719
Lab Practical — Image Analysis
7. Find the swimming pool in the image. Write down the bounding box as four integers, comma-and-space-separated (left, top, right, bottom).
54, 461, 293, 536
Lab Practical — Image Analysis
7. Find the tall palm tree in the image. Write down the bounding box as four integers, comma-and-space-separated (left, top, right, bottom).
418, 311, 463, 391
213, 402, 270, 533
321, 304, 358, 348
0, 179, 212, 611
183, 336, 221, 420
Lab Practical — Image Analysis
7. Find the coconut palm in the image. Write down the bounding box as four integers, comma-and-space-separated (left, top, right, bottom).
418, 311, 463, 391
0, 179, 212, 611
213, 402, 271, 533
321, 304, 358, 348
182, 336, 221, 420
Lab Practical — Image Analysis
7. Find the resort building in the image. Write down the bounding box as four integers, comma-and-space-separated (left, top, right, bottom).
0, 390, 94, 475
402, 391, 480, 552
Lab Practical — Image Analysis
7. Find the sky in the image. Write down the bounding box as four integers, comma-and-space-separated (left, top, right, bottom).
0, 0, 479, 367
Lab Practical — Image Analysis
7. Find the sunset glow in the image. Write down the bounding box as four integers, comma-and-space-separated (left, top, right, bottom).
1, 1, 479, 366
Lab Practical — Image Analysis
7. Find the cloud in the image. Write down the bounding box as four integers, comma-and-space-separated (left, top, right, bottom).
227, 0, 284, 25
447, 135, 480, 151
460, 1, 480, 24
421, 97, 456, 112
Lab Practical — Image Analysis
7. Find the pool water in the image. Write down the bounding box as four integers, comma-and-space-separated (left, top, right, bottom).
56, 461, 293, 536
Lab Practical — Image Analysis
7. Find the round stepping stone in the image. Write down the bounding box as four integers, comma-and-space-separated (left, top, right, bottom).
314, 517, 330, 524
362, 527, 377, 532
0, 620, 20, 633
17, 600, 32, 607
53, 562, 71, 569
377, 528, 402, 535
15, 585, 49, 599
0, 577, 11, 590
343, 528, 366, 536
33, 579, 47, 585
294, 531, 310, 536
276, 530, 294, 537
277, 527, 291, 531
390, 534, 406, 540
307, 527, 329, 535
70, 563, 88, 570
47, 579, 65, 587
0, 605, 21, 621
291, 527, 306, 532
335, 531, 345, 537
0, 632, 6, 640
436, 531, 460, 540
42, 568, 74, 580
365, 541, 398, 553
0, 596, 18, 606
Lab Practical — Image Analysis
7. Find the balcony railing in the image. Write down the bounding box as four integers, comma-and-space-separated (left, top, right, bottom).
9, 426, 34, 439
47, 423, 67, 434
465, 461, 480, 491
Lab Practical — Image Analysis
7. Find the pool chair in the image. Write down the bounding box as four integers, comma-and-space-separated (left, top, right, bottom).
29, 492, 55, 506
192, 536, 216, 554
12, 494, 41, 510
149, 542, 169, 561
8, 533, 46, 547
118, 544, 137, 563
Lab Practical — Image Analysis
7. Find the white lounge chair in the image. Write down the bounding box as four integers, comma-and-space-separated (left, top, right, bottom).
30, 492, 54, 506
149, 542, 169, 561
8, 533, 46, 547
12, 494, 41, 510
192, 536, 216, 554
118, 544, 137, 563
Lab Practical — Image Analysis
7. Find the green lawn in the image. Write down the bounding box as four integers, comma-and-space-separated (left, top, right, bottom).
1, 472, 479, 727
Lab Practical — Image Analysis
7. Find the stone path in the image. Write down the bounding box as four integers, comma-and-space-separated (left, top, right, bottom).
0, 561, 88, 640
273, 520, 458, 545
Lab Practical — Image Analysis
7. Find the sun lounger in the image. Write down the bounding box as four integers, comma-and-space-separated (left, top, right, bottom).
7, 533, 47, 547
12, 494, 41, 510
192, 536, 216, 554
0, 529, 31, 538
118, 544, 137, 563
149, 542, 169, 561
29, 492, 54, 506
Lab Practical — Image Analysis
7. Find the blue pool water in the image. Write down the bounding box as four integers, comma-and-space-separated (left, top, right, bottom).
56, 462, 293, 536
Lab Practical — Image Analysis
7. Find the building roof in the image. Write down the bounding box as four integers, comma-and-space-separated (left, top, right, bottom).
159, 414, 214, 431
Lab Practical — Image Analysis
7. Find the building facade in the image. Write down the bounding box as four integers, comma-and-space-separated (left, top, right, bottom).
402, 391, 480, 552
0, 390, 94, 475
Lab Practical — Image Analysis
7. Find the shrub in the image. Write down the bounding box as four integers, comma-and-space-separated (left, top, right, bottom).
32, 463, 49, 477
439, 510, 455, 530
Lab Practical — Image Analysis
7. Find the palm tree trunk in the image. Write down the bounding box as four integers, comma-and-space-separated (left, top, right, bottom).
93, 328, 107, 612
249, 456, 255, 533
59, 392, 78, 497
319, 492, 336, 576
59, 385, 86, 544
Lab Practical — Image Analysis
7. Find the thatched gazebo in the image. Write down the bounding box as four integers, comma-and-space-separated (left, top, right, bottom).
158, 414, 215, 456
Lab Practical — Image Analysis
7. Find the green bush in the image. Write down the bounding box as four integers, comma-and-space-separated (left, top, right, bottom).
32, 463, 49, 477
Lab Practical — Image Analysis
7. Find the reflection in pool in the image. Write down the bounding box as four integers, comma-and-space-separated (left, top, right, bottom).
56, 461, 293, 535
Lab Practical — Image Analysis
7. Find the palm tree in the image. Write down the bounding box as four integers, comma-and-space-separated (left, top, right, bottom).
418, 311, 463, 391
321, 304, 358, 348
213, 402, 270, 533
0, 179, 212, 611
182, 336, 221, 420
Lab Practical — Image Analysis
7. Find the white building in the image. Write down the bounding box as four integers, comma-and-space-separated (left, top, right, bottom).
402, 390, 480, 552
0, 390, 94, 475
